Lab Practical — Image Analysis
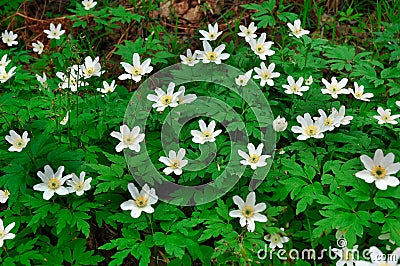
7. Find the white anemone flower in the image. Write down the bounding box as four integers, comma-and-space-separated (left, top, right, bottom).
287, 19, 310, 38
238, 22, 257, 42
315, 109, 338, 131
321, 77, 349, 99
238, 143, 271, 170
110, 125, 145, 153
291, 113, 329, 140
44, 23, 65, 39
36, 73, 48, 90
373, 107, 400, 125
159, 148, 188, 175
331, 106, 353, 127
33, 165, 70, 200
56, 66, 88, 92
249, 33, 275, 60
349, 82, 374, 101
229, 192, 267, 232
197, 41, 230, 64
66, 172, 92, 196
0, 55, 11, 68
81, 56, 102, 78
0, 66, 17, 83
1, 30, 18, 46
119, 53, 153, 82
305, 75, 313, 85
272, 116, 288, 132
199, 22, 222, 41
282, 76, 309, 96
32, 40, 44, 54
82, 0, 97, 10
0, 190, 10, 203
5, 130, 30, 152
235, 69, 253, 87
180, 49, 200, 66
355, 149, 400, 190
264, 228, 290, 250
120, 183, 158, 218
97, 80, 116, 94
146, 82, 181, 111
253, 62, 280, 87
190, 120, 222, 144
0, 218, 15, 247
177, 85, 197, 104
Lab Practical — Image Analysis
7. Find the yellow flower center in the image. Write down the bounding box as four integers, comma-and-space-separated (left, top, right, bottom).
272, 234, 281, 243
305, 125, 317, 136
249, 154, 260, 163
123, 135, 135, 145
135, 196, 147, 207
209, 33, 215, 39
75, 181, 84, 191
246, 30, 252, 35
382, 114, 390, 121
47, 177, 60, 189
293, 28, 302, 36
330, 85, 339, 93
255, 44, 265, 54
187, 57, 194, 62
206, 52, 217, 61
2, 190, 10, 198
0, 229, 4, 237
355, 92, 362, 98
13, 137, 25, 149
0, 73, 8, 80
170, 160, 181, 169
371, 165, 387, 179
242, 206, 254, 218
161, 95, 173, 105
202, 131, 212, 139
131, 66, 141, 76
291, 85, 299, 92
52, 30, 59, 36
85, 66, 94, 75
324, 118, 333, 126
261, 72, 270, 80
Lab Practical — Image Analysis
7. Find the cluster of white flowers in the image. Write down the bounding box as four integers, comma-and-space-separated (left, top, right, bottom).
0, 54, 17, 83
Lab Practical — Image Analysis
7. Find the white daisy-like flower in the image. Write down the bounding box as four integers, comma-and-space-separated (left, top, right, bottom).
229, 192, 267, 232
36, 73, 48, 90
81, 56, 102, 79
97, 80, 116, 94
33, 165, 71, 200
354, 246, 400, 266
1, 30, 18, 46
199, 22, 222, 41
0, 66, 17, 83
56, 66, 88, 92
355, 149, 400, 190
5, 130, 30, 152
66, 172, 92, 196
238, 143, 271, 170
331, 106, 353, 127
110, 125, 145, 153
180, 49, 200, 66
349, 82, 374, 102
120, 183, 158, 218
0, 189, 10, 203
305, 75, 313, 85
146, 82, 181, 111
0, 218, 15, 247
235, 69, 253, 87
282, 76, 309, 96
237, 22, 257, 42
60, 110, 70, 125
177, 85, 197, 104
332, 246, 360, 266
197, 41, 230, 64
291, 113, 329, 140
272, 116, 288, 132
44, 23, 65, 39
32, 40, 44, 54
373, 107, 400, 125
253, 62, 280, 87
118, 53, 153, 82
249, 33, 275, 60
82, 0, 97, 10
264, 228, 290, 250
0, 55, 11, 68
321, 77, 350, 99
315, 109, 338, 131
159, 148, 188, 175
190, 120, 222, 144
287, 19, 310, 38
